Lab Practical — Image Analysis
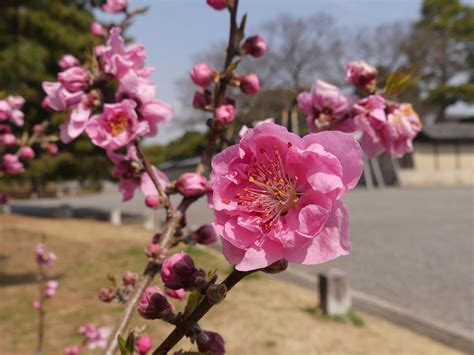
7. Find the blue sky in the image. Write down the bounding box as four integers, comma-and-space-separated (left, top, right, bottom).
107, 1, 430, 142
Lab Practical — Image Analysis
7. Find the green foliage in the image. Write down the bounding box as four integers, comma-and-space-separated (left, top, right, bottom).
117, 333, 135, 355
426, 83, 474, 105
383, 68, 418, 98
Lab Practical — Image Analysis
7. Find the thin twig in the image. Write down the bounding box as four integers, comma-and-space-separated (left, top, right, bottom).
36, 264, 46, 355
153, 268, 252, 354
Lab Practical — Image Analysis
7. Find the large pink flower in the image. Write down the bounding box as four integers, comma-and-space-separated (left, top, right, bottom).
42, 82, 84, 112
210, 122, 363, 271
85, 99, 149, 150
107, 145, 169, 201
297, 80, 353, 132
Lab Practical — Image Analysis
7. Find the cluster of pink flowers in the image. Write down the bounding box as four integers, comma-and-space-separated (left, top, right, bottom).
63, 323, 111, 353
0, 95, 25, 126
297, 60, 422, 158
32, 245, 58, 313
35, 243, 57, 267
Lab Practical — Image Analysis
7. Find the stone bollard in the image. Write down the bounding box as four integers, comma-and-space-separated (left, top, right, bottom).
110, 208, 122, 226
0, 204, 11, 215
143, 209, 156, 230
318, 269, 351, 316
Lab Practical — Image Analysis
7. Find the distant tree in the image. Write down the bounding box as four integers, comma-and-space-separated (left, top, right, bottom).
0, 0, 111, 186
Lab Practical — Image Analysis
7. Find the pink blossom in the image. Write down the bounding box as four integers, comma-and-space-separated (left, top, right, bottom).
98, 288, 115, 302
137, 286, 174, 320
32, 300, 42, 310
239, 118, 275, 138
98, 27, 147, 78
107, 145, 169, 201
239, 73, 260, 95
190, 63, 215, 87
46, 143, 58, 156
297, 80, 353, 132
59, 55, 80, 69
135, 335, 153, 355
45, 280, 59, 298
165, 288, 186, 300
145, 243, 166, 259
90, 22, 105, 37
352, 95, 388, 158
210, 122, 363, 271
207, 0, 227, 10
1, 133, 16, 146
2, 154, 24, 175
20, 147, 35, 160
35, 243, 57, 267
243, 35, 267, 57
215, 104, 235, 123
0, 100, 11, 121
85, 99, 149, 150
117, 71, 173, 137
42, 81, 84, 112
103, 0, 128, 13
79, 324, 111, 350
63, 345, 83, 355
59, 102, 92, 143
58, 67, 89, 93
7, 95, 25, 109
385, 103, 422, 157
346, 60, 377, 91
175, 173, 208, 197
9, 107, 25, 126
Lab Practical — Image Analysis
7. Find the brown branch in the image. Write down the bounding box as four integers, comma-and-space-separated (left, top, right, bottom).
36, 264, 46, 355
136, 143, 173, 217
153, 269, 252, 354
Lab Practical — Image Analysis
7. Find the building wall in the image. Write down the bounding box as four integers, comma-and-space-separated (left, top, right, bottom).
399, 142, 474, 187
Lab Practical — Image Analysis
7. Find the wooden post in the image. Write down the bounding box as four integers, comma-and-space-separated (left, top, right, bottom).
281, 108, 289, 129
371, 158, 386, 188
290, 107, 299, 135
110, 208, 122, 226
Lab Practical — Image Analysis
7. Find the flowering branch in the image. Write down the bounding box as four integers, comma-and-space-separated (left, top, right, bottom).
153, 268, 251, 354
35, 264, 46, 355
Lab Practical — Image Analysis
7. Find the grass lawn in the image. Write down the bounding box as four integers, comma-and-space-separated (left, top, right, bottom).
0, 214, 461, 354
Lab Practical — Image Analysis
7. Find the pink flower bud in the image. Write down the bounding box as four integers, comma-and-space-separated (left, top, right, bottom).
137, 286, 174, 320
207, 0, 228, 10
175, 173, 208, 197
243, 35, 267, 57
33, 124, 44, 133
58, 67, 89, 93
98, 288, 115, 303
90, 22, 105, 37
215, 104, 235, 124
103, 0, 128, 13
41, 97, 52, 110
197, 331, 225, 355
1, 133, 16, 146
46, 143, 58, 156
195, 224, 218, 245
145, 243, 166, 259
64, 345, 83, 355
45, 280, 59, 298
165, 288, 186, 300
345, 60, 377, 91
160, 252, 202, 290
122, 271, 138, 287
239, 73, 260, 95
58, 55, 80, 70
135, 335, 153, 355
32, 300, 42, 310
20, 147, 35, 160
190, 63, 215, 87
145, 195, 159, 209
192, 89, 212, 110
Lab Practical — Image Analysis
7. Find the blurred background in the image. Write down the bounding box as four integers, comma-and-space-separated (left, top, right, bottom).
0, 0, 473, 354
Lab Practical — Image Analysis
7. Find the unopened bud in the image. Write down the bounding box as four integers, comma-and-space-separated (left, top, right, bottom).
242, 35, 267, 58
197, 331, 226, 354
145, 195, 159, 209
122, 271, 138, 287
195, 224, 218, 245
98, 287, 115, 302
137, 286, 174, 320
145, 243, 166, 259
206, 284, 227, 304
262, 258, 288, 274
